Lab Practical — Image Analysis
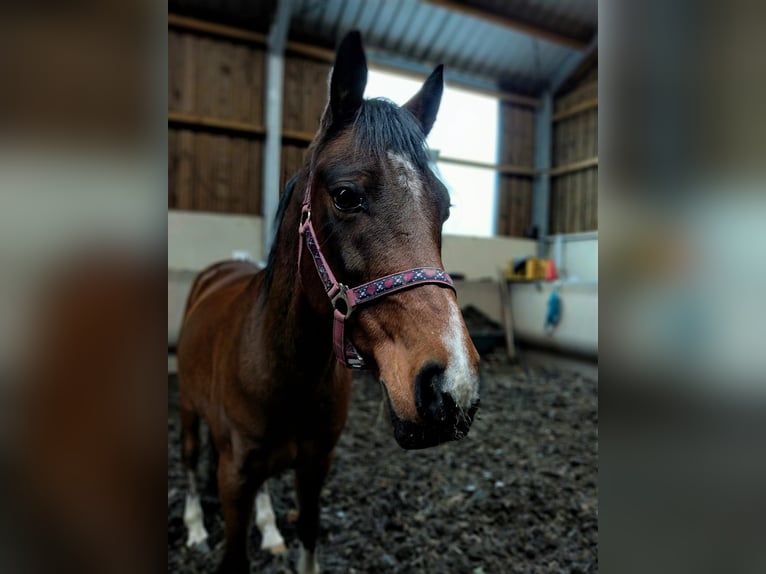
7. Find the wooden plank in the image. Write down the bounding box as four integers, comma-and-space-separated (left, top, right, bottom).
422, 0, 589, 50
180, 33, 196, 114
192, 132, 204, 211
506, 178, 516, 236
589, 165, 597, 231
558, 117, 568, 165
229, 42, 245, 122
592, 168, 598, 230
250, 139, 263, 216
549, 156, 598, 177
168, 13, 540, 108
215, 135, 232, 213
282, 128, 316, 144
230, 137, 247, 214
496, 176, 508, 235
168, 14, 268, 46
439, 155, 536, 177
587, 108, 598, 158
283, 56, 299, 132
575, 112, 586, 165
168, 112, 317, 144
568, 174, 577, 233
555, 176, 565, 234
553, 97, 598, 123
168, 129, 178, 209
573, 170, 582, 233
214, 41, 234, 120
178, 130, 194, 210
168, 31, 181, 113
195, 36, 212, 116
522, 179, 532, 237
549, 181, 559, 234
560, 175, 569, 233
516, 179, 525, 237
168, 111, 265, 137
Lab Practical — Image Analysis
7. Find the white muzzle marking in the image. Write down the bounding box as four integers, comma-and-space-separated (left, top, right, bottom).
441, 299, 479, 408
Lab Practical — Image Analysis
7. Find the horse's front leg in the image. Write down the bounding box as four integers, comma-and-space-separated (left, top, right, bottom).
216, 446, 263, 574
294, 451, 334, 574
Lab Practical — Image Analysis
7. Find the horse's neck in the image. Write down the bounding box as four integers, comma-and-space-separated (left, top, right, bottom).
249, 183, 334, 370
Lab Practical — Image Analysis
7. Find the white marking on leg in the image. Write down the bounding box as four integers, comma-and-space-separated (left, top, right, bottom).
298, 543, 319, 574
441, 299, 480, 408
183, 471, 209, 547
255, 483, 286, 553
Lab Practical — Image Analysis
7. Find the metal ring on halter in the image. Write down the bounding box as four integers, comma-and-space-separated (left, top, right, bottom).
299, 206, 311, 230
330, 284, 353, 318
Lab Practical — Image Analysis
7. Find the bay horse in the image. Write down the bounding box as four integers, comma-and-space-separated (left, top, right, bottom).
177, 31, 480, 574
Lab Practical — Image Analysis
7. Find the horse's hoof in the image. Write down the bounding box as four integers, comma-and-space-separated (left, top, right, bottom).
264, 542, 287, 555
188, 540, 210, 554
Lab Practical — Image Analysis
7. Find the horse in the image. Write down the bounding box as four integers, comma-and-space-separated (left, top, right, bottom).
177, 31, 481, 574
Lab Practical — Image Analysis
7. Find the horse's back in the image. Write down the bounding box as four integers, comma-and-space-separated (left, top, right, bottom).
183, 259, 261, 321
177, 260, 263, 404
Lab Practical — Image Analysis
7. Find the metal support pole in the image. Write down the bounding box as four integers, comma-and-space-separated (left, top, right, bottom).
532, 91, 552, 256
261, 0, 293, 260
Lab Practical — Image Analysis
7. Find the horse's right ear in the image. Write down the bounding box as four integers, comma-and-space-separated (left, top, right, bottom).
324, 31, 367, 128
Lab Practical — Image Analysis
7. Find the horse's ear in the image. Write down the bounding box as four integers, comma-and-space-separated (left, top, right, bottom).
325, 31, 367, 128
404, 65, 444, 136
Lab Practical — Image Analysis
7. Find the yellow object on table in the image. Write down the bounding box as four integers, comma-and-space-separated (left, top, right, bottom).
506, 258, 550, 281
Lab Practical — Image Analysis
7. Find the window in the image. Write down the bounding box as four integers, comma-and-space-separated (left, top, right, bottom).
364, 70, 499, 237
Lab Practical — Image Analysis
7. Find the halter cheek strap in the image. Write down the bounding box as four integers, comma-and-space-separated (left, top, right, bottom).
297, 176, 455, 369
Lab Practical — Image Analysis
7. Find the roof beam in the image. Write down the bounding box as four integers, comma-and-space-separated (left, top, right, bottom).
422, 0, 589, 50
551, 33, 598, 93
168, 13, 539, 107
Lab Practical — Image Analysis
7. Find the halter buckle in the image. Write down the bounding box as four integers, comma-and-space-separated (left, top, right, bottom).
330, 284, 353, 318
299, 204, 311, 232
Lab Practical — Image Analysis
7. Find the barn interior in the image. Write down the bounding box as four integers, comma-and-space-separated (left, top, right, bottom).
168, 0, 598, 361
167, 1, 598, 571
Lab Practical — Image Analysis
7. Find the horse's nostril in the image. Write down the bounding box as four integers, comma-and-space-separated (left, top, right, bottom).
414, 363, 449, 423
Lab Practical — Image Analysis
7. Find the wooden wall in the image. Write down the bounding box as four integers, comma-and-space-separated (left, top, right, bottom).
168, 28, 329, 215
549, 65, 598, 234
496, 103, 536, 237
167, 18, 570, 241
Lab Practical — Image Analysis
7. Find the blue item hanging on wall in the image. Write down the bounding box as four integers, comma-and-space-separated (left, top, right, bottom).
544, 288, 561, 335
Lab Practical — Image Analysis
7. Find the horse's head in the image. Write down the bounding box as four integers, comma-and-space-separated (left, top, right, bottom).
301, 32, 480, 449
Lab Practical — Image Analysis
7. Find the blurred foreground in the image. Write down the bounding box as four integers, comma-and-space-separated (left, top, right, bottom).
0, 2, 166, 572
0, 0, 765, 572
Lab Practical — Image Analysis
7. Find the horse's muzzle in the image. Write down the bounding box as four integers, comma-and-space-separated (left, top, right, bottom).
388, 398, 479, 449
385, 366, 480, 449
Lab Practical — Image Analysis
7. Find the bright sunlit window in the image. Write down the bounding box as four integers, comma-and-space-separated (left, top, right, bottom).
364, 70, 499, 237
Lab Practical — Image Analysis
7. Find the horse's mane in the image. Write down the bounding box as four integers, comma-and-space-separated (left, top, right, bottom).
262, 174, 297, 297
351, 98, 431, 170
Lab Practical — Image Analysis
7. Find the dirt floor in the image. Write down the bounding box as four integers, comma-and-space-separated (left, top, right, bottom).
167, 350, 598, 573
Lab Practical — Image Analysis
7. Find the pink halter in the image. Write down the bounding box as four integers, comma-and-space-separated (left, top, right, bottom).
297, 172, 455, 369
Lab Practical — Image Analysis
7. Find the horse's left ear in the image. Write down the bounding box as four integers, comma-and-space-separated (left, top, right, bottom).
325, 31, 368, 128
404, 65, 444, 136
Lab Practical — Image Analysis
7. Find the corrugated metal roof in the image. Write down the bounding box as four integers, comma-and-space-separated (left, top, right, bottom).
168, 0, 597, 97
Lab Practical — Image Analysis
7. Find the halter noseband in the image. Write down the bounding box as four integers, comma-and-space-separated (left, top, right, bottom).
297, 172, 455, 369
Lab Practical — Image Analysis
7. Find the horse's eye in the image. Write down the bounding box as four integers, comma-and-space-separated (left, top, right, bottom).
331, 187, 364, 212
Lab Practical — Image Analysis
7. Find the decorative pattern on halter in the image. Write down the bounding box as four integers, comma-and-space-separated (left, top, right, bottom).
298, 172, 455, 370
350, 268, 453, 304
304, 228, 335, 292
